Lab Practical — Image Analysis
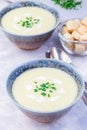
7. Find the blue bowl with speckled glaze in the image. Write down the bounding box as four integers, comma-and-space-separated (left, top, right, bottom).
0, 1, 60, 50
6, 59, 84, 122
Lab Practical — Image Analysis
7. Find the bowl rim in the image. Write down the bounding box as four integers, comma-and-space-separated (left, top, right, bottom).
6, 59, 85, 114
58, 19, 87, 44
0, 1, 60, 37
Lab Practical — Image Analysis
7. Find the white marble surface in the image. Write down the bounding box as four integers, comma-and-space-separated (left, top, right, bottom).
0, 0, 87, 130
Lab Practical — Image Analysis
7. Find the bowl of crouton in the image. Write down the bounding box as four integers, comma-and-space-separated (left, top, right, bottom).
58, 17, 87, 55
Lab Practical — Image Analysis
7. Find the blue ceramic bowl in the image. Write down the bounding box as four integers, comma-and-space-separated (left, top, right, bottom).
6, 59, 84, 122
0, 1, 60, 50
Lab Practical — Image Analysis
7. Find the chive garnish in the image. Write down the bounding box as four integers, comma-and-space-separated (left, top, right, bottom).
33, 81, 57, 97
41, 92, 46, 96
34, 81, 38, 84
49, 90, 53, 93
34, 89, 38, 92
17, 16, 40, 28
52, 0, 82, 10
48, 94, 51, 97
51, 87, 56, 90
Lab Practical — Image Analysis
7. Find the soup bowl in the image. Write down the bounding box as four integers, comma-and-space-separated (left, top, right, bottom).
0, 1, 60, 50
6, 59, 84, 122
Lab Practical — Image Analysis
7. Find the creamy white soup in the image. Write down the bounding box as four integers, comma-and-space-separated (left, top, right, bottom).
1, 7, 56, 35
12, 67, 78, 112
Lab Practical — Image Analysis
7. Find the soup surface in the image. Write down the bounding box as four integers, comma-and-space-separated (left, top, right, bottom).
12, 67, 78, 112
1, 7, 56, 35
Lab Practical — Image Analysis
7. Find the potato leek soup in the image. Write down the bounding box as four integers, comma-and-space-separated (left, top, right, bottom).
12, 67, 78, 112
1, 7, 56, 35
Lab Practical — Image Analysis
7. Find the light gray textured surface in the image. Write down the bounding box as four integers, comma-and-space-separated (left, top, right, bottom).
0, 0, 87, 129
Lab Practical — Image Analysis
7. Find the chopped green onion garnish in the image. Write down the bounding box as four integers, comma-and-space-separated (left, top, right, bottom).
41, 92, 46, 96
17, 16, 40, 28
52, 0, 82, 10
33, 81, 57, 97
